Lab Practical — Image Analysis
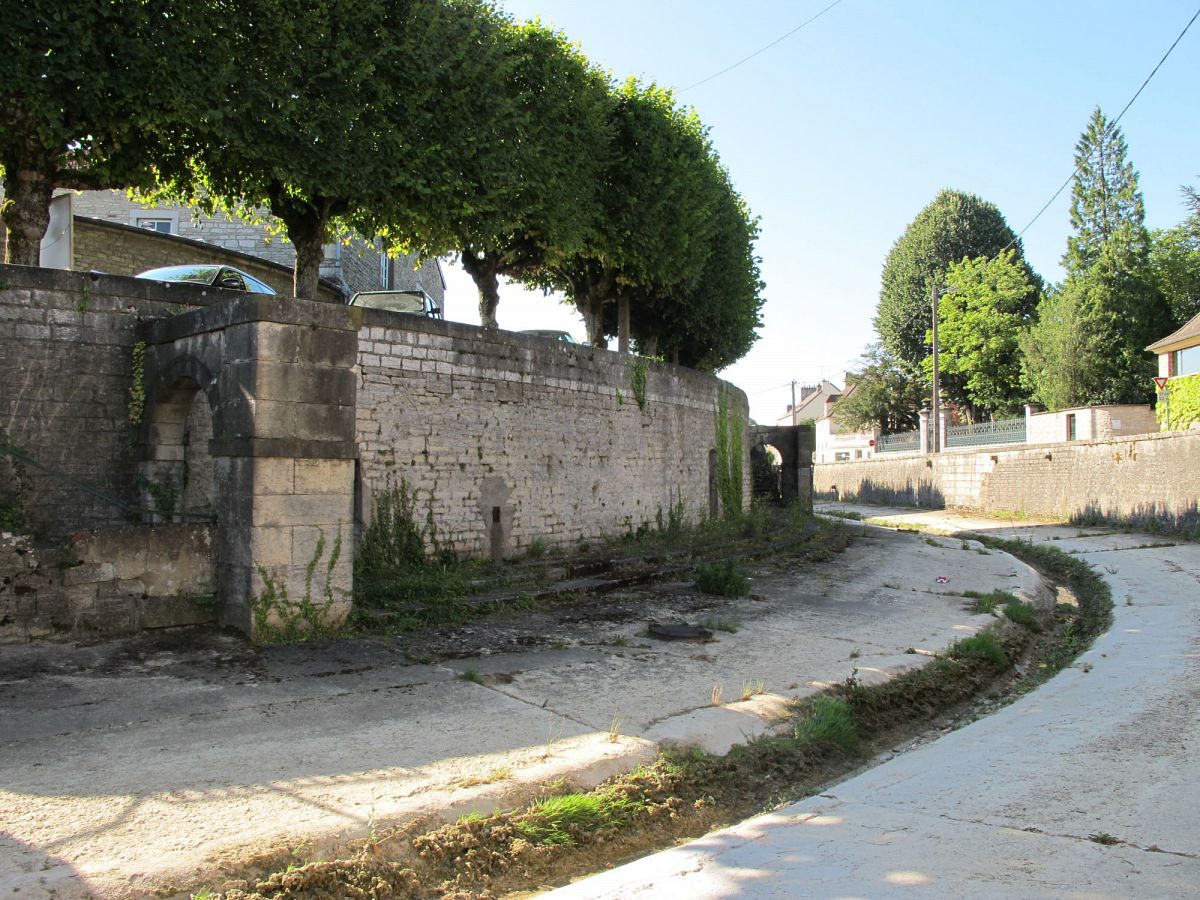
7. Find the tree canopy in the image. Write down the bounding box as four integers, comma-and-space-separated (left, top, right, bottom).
875, 189, 1038, 371
0, 0, 216, 264
924, 250, 1040, 418
834, 343, 926, 435
2, 1, 763, 369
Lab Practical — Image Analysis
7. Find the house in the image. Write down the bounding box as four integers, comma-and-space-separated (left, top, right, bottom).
3, 188, 445, 307
1147, 311, 1200, 380
1147, 311, 1200, 430
776, 380, 842, 426
813, 382, 879, 463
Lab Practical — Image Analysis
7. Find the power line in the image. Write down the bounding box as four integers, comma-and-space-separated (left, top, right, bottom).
1005, 4, 1200, 251
680, 0, 847, 92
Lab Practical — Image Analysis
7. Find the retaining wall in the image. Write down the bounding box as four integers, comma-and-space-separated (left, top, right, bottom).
815, 431, 1200, 525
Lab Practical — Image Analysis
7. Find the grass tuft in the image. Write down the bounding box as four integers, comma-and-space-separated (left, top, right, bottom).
946, 633, 1007, 667
793, 696, 859, 752
963, 589, 1017, 614
516, 790, 643, 846
695, 560, 750, 597
1002, 599, 1041, 631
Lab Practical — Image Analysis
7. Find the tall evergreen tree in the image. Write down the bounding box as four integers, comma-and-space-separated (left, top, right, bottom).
1025, 109, 1173, 408
1063, 108, 1148, 275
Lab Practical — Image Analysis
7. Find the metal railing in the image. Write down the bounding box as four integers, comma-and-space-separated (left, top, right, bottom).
945, 417, 1026, 448
877, 429, 920, 453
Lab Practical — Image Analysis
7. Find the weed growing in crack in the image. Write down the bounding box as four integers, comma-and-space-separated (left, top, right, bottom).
1002, 599, 1041, 631
695, 560, 750, 597
793, 696, 859, 752
946, 633, 1007, 666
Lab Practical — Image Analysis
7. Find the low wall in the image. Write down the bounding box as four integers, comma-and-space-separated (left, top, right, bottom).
0, 524, 216, 642
355, 311, 750, 555
815, 430, 1200, 526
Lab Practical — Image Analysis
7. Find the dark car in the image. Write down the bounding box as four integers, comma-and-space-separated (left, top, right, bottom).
135, 264, 278, 295
349, 289, 442, 319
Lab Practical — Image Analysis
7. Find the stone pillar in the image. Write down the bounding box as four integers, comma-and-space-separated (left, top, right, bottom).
919, 407, 931, 455
143, 297, 358, 639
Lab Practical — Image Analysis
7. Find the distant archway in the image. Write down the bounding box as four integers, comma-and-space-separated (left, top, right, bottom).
749, 424, 814, 508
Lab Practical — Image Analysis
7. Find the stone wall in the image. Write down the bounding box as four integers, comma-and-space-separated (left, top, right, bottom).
0, 265, 221, 535
815, 430, 1200, 525
355, 311, 750, 556
0, 524, 216, 642
2, 263, 748, 636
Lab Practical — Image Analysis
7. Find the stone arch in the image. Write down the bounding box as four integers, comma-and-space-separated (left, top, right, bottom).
750, 424, 815, 508
138, 354, 221, 523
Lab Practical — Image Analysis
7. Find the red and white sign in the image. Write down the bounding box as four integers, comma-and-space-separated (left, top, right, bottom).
1153, 376, 1169, 390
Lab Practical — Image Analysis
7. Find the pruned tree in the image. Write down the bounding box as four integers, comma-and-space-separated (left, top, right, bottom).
876, 189, 1037, 371
0, 0, 215, 264
539, 79, 720, 346
454, 20, 613, 329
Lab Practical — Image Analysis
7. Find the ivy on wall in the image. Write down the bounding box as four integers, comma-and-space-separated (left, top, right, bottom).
714, 384, 744, 516
1158, 373, 1200, 429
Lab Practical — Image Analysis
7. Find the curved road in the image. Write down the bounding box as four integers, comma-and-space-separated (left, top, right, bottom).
548, 507, 1200, 899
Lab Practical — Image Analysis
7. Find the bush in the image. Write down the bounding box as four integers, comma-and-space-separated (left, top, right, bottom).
946, 632, 1007, 667
695, 560, 750, 597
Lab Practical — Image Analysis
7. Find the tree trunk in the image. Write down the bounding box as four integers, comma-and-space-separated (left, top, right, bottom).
643, 335, 659, 358
269, 190, 329, 300
1, 167, 54, 266
461, 250, 501, 328
617, 295, 631, 353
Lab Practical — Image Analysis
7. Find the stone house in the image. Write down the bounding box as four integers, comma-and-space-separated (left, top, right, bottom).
776, 380, 841, 426
812, 383, 878, 463
2, 188, 445, 308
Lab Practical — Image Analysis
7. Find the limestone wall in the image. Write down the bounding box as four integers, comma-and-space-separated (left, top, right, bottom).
815, 431, 1200, 525
354, 311, 750, 556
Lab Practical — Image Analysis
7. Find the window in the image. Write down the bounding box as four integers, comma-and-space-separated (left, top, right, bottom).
1175, 345, 1200, 377
135, 218, 173, 234
1066, 413, 1077, 441
854, 450, 863, 459
835, 451, 851, 462
379, 253, 390, 289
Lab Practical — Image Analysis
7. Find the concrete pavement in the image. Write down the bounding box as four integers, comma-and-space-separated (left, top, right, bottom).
0, 517, 1041, 898
547, 504, 1200, 899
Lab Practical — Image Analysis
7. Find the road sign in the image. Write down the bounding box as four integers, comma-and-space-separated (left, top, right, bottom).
1153, 376, 1169, 390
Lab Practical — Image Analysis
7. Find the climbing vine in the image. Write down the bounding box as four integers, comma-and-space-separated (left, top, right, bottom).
1157, 373, 1200, 430
128, 341, 147, 426
714, 384, 744, 517
630, 359, 649, 412
251, 526, 344, 643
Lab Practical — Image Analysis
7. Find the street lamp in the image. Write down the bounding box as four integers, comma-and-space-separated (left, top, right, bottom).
930, 284, 957, 454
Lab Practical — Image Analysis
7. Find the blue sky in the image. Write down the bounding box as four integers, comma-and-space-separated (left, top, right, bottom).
442, 0, 1200, 423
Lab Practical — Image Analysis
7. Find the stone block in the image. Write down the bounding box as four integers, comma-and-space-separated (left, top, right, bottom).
294, 458, 354, 494
251, 458, 296, 495
62, 562, 117, 586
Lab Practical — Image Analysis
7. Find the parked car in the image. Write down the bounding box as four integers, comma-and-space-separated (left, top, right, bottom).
349, 289, 442, 319
520, 329, 582, 344
135, 264, 277, 295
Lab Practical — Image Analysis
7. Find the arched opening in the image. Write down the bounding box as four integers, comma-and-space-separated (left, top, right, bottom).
139, 376, 215, 522
751, 441, 784, 504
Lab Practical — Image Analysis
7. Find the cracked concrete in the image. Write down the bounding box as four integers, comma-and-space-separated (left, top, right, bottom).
547, 504, 1200, 899
0, 515, 1040, 898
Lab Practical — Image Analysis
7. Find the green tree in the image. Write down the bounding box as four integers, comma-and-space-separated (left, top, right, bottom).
160, 0, 517, 300
630, 176, 764, 371
539, 80, 720, 346
834, 343, 926, 434
1150, 185, 1200, 325
924, 251, 1040, 418
1020, 284, 1102, 410
876, 189, 1037, 370
0, 1, 215, 264
1063, 107, 1148, 275
455, 20, 613, 329
1035, 108, 1174, 405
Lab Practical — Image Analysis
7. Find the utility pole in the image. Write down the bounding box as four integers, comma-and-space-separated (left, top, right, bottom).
931, 283, 940, 454
791, 380, 798, 426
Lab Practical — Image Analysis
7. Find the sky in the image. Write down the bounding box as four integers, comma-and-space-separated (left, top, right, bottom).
438, 0, 1200, 423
